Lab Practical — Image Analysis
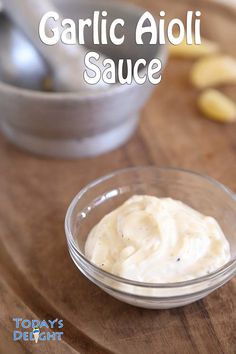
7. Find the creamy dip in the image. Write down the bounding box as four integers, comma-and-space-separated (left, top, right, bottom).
85, 195, 230, 283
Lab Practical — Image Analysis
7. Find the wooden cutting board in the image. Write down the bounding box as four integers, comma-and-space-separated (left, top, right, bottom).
0, 0, 235, 353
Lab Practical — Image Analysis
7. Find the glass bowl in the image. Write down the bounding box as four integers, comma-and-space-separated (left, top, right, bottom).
65, 167, 236, 309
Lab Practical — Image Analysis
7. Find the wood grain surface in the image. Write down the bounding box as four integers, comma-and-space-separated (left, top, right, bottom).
0, 0, 236, 353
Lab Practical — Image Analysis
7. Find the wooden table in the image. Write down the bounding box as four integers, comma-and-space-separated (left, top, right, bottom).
0, 0, 235, 353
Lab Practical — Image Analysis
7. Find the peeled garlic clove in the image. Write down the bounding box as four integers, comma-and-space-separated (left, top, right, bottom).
198, 89, 236, 123
191, 55, 236, 88
169, 37, 219, 59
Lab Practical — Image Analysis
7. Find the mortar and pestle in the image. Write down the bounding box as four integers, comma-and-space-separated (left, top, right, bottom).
0, 0, 167, 158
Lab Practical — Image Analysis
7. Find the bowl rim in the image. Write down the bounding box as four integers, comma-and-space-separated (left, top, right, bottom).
65, 166, 236, 289
0, 0, 168, 101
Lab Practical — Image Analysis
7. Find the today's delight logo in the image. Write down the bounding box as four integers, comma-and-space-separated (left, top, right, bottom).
12, 318, 64, 343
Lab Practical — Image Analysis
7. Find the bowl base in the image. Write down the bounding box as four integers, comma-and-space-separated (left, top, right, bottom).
104, 289, 210, 309
0, 113, 139, 158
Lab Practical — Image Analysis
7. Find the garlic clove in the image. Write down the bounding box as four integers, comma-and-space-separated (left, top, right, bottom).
198, 89, 236, 123
169, 37, 219, 59
191, 55, 236, 89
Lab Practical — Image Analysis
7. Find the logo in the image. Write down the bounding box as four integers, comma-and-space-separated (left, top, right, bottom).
12, 318, 64, 343
33, 327, 40, 343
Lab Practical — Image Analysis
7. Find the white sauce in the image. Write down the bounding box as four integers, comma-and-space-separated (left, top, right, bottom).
85, 195, 230, 283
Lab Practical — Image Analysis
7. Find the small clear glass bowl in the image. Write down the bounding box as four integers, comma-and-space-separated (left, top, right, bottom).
65, 167, 236, 309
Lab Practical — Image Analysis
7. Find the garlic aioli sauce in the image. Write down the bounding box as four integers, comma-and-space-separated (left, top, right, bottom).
85, 196, 230, 283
